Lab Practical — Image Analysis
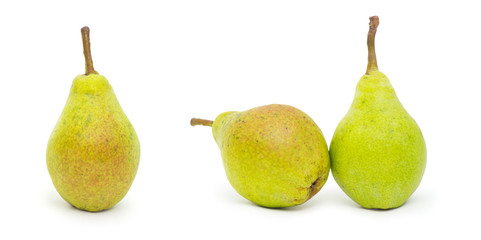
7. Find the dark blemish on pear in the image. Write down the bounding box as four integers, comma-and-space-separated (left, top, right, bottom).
307, 175, 324, 201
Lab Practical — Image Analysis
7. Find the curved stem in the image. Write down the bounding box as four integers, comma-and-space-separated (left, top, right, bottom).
366, 16, 379, 74
190, 118, 214, 127
81, 26, 97, 75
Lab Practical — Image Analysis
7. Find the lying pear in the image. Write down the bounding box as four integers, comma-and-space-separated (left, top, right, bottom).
46, 27, 140, 212
191, 104, 330, 208
330, 16, 426, 209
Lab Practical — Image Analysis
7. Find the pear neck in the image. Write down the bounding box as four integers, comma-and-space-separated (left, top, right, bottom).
354, 71, 397, 103
71, 74, 113, 95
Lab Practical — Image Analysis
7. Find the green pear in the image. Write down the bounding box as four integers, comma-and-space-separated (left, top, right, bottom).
330, 16, 426, 209
46, 27, 140, 212
191, 104, 330, 208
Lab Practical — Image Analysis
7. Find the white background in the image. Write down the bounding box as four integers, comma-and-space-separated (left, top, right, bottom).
0, 0, 479, 239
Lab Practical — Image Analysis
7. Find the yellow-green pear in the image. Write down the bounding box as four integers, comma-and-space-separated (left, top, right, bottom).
46, 27, 140, 212
191, 104, 330, 208
330, 16, 426, 209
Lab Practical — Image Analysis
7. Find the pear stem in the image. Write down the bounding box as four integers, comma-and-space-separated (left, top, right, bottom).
81, 26, 97, 75
366, 16, 379, 74
190, 118, 214, 127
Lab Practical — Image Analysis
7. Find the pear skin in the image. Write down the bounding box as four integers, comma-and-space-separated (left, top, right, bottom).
47, 27, 140, 212
330, 16, 426, 209
192, 104, 330, 208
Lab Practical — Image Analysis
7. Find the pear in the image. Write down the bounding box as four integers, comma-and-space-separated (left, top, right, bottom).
46, 27, 140, 212
191, 104, 330, 208
329, 16, 426, 209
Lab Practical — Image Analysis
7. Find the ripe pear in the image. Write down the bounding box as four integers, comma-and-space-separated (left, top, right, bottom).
191, 104, 330, 208
46, 27, 140, 212
329, 16, 426, 209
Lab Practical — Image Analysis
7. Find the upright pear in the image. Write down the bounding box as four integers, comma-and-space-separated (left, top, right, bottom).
330, 16, 426, 209
192, 104, 330, 208
46, 27, 140, 212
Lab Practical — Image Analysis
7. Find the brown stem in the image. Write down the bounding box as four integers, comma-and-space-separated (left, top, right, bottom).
190, 118, 214, 127
366, 16, 379, 74
81, 26, 98, 75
